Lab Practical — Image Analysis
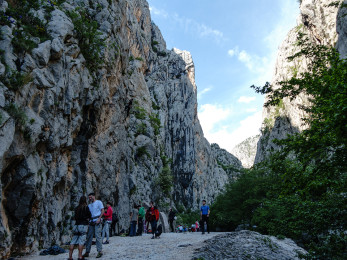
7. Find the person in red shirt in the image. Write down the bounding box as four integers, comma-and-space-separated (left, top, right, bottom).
148, 201, 160, 239
102, 201, 113, 244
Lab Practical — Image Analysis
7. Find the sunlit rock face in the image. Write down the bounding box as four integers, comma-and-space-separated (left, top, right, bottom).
231, 135, 260, 168
255, 0, 346, 163
0, 0, 240, 256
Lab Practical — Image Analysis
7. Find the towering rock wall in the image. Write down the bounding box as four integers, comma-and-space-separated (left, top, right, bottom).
231, 135, 259, 168
255, 0, 347, 163
0, 0, 241, 257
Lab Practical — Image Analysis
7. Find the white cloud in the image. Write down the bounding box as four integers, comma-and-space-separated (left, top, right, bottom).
227, 46, 239, 57
149, 6, 168, 18
173, 15, 225, 42
150, 5, 225, 42
238, 96, 256, 104
226, 0, 299, 86
198, 104, 232, 133
238, 50, 251, 63
197, 87, 212, 100
227, 48, 269, 75
199, 110, 263, 152
227, 49, 236, 57
198, 24, 224, 39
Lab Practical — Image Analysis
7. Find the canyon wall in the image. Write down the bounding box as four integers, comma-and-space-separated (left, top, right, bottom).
0, 0, 241, 257
231, 135, 259, 168
255, 0, 347, 163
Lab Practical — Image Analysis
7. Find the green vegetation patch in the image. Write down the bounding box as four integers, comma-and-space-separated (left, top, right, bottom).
214, 33, 347, 259
155, 156, 173, 197
67, 6, 106, 73
136, 146, 150, 159
149, 113, 161, 135
0, 0, 52, 54
132, 104, 147, 120
4, 103, 27, 127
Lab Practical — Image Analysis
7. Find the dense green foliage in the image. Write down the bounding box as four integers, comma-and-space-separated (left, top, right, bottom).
156, 156, 173, 197
0, 0, 52, 53
67, 6, 105, 73
210, 36, 347, 259
176, 208, 200, 227
149, 113, 161, 135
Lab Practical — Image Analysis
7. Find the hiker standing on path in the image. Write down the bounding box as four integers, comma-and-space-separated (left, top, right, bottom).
200, 200, 210, 234
84, 193, 104, 258
110, 210, 119, 237
137, 203, 145, 236
68, 196, 91, 260
102, 201, 113, 244
129, 203, 139, 237
145, 206, 151, 232
148, 202, 160, 239
168, 208, 176, 232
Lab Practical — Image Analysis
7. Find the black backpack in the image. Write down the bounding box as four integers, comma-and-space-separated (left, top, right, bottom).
155, 224, 163, 237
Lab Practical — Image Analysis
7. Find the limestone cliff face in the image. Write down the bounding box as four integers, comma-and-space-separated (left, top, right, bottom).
231, 135, 259, 168
255, 0, 347, 163
0, 0, 239, 257
211, 143, 242, 178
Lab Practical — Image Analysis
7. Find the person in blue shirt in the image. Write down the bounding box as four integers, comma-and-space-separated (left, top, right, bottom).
200, 200, 210, 234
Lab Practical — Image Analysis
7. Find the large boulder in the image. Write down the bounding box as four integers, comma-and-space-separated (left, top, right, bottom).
193, 230, 307, 260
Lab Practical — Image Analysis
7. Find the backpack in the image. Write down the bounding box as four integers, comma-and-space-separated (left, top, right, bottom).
155, 224, 162, 237
112, 212, 119, 223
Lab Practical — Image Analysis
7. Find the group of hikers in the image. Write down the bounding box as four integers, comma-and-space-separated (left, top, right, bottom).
68, 193, 210, 259
168, 200, 210, 234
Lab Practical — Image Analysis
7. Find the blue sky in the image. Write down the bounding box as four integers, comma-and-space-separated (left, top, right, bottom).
147, 0, 300, 152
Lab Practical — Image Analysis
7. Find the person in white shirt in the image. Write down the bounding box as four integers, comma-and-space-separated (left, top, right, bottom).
83, 193, 104, 258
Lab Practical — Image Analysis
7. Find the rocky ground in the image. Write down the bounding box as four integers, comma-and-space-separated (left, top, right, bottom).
21, 231, 306, 260
23, 232, 221, 260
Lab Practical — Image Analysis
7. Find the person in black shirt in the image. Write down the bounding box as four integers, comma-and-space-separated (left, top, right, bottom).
168, 208, 176, 232
69, 196, 91, 260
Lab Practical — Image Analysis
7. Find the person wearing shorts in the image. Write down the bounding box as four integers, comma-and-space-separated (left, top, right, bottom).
69, 196, 91, 260
84, 193, 104, 258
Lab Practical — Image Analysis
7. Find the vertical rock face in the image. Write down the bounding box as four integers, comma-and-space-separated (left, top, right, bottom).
0, 0, 240, 257
211, 143, 243, 178
255, 0, 347, 163
231, 135, 260, 168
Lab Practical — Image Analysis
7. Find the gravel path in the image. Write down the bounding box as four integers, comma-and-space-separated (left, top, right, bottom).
23, 232, 222, 260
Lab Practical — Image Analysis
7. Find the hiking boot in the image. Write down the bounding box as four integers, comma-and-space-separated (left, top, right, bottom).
82, 252, 89, 258
102, 241, 109, 244
96, 252, 103, 258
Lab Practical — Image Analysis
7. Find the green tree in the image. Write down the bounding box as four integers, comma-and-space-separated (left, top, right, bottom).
212, 34, 347, 259
156, 156, 173, 197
